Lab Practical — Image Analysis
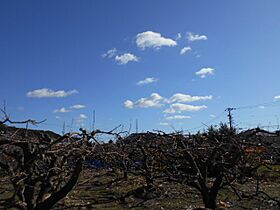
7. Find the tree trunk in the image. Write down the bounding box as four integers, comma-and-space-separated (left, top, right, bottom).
201, 174, 223, 209
145, 174, 154, 189
34, 158, 83, 210
201, 189, 218, 209
123, 170, 128, 180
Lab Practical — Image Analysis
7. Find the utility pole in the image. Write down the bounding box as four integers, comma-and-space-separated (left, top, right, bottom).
225, 107, 236, 130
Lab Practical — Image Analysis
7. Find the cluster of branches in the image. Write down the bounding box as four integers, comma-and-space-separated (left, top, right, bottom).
0, 112, 124, 210
0, 108, 279, 210
99, 124, 280, 209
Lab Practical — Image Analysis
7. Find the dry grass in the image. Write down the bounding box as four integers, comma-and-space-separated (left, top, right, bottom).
51, 168, 280, 210
1, 167, 279, 209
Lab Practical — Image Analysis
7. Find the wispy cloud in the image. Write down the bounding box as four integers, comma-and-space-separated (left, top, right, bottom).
75, 114, 88, 122
53, 104, 86, 114
136, 31, 177, 50
102, 48, 117, 58
195, 67, 215, 78
168, 93, 212, 103
78, 114, 87, 119
53, 107, 72, 113
166, 115, 191, 120
70, 104, 86, 109
159, 122, 170, 126
137, 77, 158, 86
176, 33, 182, 40
164, 103, 207, 114
17, 106, 24, 111
274, 96, 280, 100
115, 53, 139, 65
124, 93, 164, 109
27, 88, 78, 98
180, 46, 192, 55
187, 32, 208, 42
102, 49, 139, 65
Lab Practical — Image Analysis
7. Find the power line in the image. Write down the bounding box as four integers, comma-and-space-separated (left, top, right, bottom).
186, 99, 280, 132
236, 99, 280, 110
187, 111, 225, 131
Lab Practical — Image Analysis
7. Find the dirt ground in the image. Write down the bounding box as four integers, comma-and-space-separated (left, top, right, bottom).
0, 167, 279, 210
52, 168, 280, 210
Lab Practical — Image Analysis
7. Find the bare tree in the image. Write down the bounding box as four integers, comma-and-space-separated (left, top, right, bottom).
157, 125, 244, 209
0, 110, 102, 210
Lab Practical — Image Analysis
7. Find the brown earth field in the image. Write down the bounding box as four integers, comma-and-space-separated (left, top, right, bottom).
60, 167, 280, 209
2, 167, 278, 210
0, 167, 280, 210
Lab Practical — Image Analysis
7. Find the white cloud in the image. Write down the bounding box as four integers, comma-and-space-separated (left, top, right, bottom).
102, 48, 117, 58
54, 104, 85, 114
176, 33, 182, 40
136, 93, 164, 108
137, 77, 158, 86
27, 88, 78, 98
125, 93, 212, 111
70, 104, 86, 109
76, 114, 88, 122
159, 122, 170, 126
258, 106, 265, 109
79, 114, 87, 119
166, 115, 191, 120
274, 96, 280, 100
103, 49, 139, 65
124, 100, 134, 109
180, 46, 192, 55
53, 107, 72, 113
210, 114, 216, 118
168, 93, 212, 103
115, 53, 139, 65
55, 116, 61, 119
164, 103, 207, 114
124, 93, 164, 109
195, 67, 215, 78
187, 32, 208, 42
136, 31, 177, 50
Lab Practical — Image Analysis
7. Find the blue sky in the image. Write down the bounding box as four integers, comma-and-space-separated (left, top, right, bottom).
1, 0, 280, 134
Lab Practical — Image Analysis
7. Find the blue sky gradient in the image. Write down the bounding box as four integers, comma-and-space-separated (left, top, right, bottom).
1, 0, 280, 133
